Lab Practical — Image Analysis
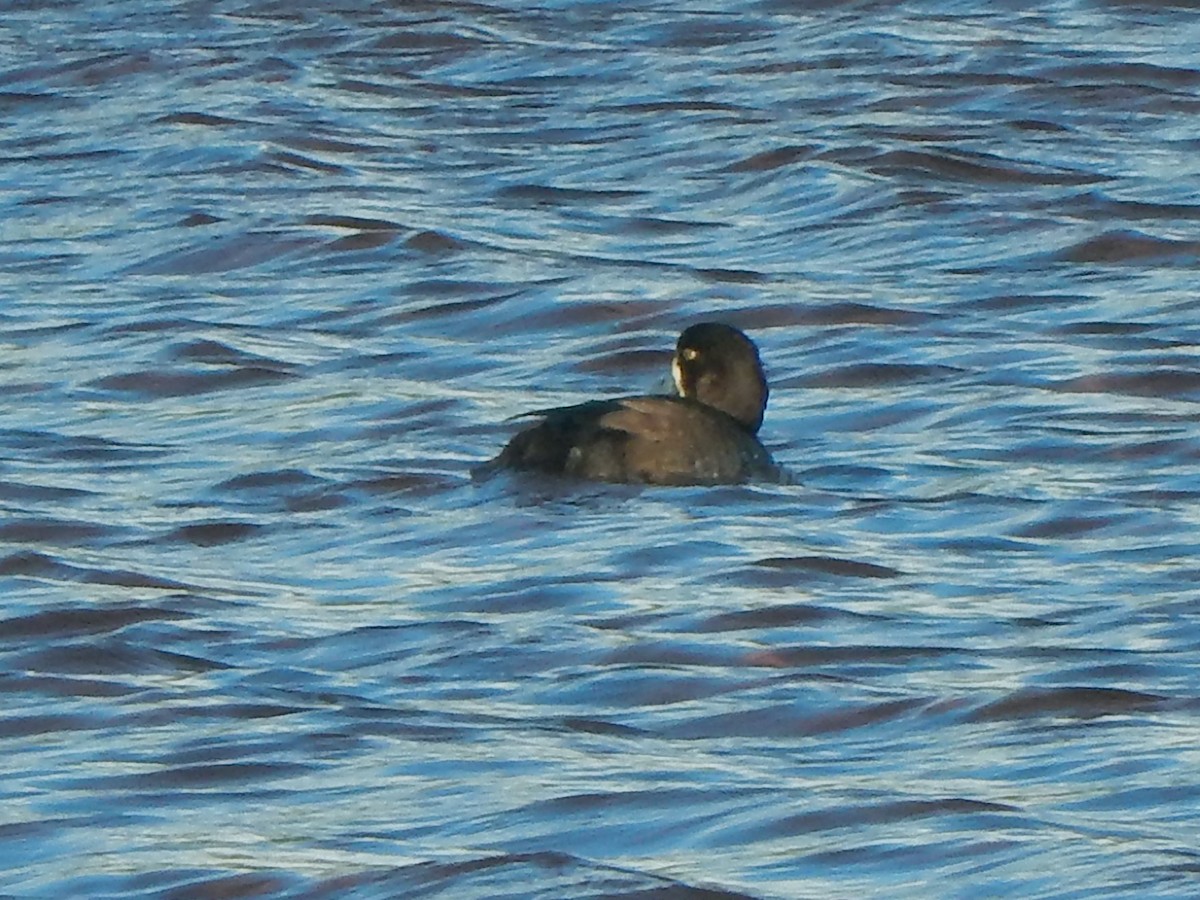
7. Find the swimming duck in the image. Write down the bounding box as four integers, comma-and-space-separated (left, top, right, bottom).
488, 322, 776, 485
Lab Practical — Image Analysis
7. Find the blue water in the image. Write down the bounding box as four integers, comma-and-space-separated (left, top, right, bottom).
3, 2, 1200, 897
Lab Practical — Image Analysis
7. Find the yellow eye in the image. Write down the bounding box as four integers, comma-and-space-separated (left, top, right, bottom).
682, 348, 699, 361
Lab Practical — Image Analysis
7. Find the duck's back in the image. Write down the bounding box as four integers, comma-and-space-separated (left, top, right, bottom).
494, 395, 774, 485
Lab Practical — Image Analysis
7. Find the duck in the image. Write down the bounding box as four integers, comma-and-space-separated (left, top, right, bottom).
486, 322, 777, 485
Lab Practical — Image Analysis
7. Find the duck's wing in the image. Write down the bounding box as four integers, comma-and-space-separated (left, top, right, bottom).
502, 399, 617, 424
595, 396, 681, 443
490, 400, 626, 473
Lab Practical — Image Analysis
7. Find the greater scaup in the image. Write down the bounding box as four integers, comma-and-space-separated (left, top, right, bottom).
487, 323, 777, 485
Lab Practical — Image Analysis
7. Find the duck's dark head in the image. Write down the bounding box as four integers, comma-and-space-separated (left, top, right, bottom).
671, 322, 768, 433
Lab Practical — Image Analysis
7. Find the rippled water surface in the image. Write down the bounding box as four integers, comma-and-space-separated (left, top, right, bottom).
4, 1, 1200, 897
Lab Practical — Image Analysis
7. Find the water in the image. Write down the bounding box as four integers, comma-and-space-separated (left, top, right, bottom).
3, 1, 1200, 897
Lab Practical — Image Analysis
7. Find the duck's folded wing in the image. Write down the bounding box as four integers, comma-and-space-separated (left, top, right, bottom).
503, 399, 615, 424
596, 397, 679, 443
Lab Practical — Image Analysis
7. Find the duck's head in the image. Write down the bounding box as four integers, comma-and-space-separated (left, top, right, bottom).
671, 322, 768, 433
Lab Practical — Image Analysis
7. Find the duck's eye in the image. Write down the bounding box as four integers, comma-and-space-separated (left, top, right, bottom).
681, 348, 700, 361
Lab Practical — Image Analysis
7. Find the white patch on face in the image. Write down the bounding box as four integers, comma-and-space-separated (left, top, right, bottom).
671, 354, 685, 396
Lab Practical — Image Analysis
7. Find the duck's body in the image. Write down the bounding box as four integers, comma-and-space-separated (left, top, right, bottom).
493, 394, 774, 485
487, 323, 777, 486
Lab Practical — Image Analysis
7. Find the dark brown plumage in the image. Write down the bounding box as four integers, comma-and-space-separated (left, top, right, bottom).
487, 323, 777, 485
